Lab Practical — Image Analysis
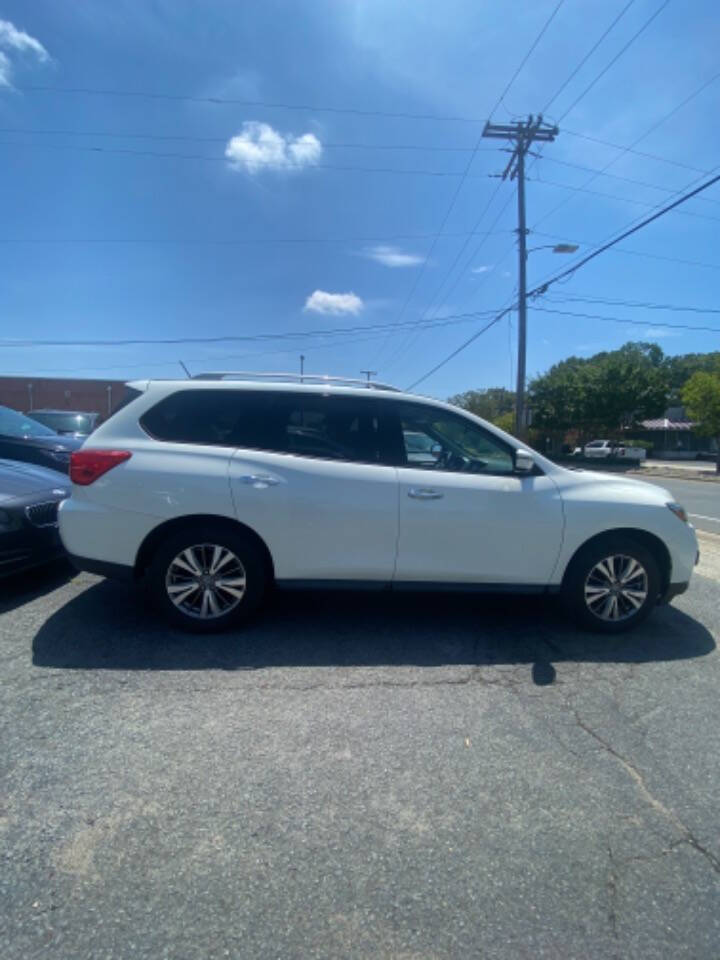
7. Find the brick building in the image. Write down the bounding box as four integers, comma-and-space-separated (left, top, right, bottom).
0, 376, 126, 417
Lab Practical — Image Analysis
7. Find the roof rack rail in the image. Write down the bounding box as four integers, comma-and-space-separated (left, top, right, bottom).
190, 371, 401, 391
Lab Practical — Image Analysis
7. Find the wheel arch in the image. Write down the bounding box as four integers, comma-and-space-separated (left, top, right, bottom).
134, 514, 275, 582
561, 528, 671, 594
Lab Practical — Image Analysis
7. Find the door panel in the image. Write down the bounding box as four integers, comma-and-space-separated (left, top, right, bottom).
229, 450, 398, 580
396, 469, 563, 583
387, 401, 564, 584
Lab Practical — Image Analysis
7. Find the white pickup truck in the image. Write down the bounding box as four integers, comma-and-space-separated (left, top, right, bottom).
583, 440, 646, 461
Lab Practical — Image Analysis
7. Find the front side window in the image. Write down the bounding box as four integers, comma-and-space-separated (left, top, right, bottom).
392, 403, 515, 475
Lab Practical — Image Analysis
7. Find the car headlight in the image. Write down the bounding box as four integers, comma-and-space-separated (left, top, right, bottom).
667, 502, 688, 523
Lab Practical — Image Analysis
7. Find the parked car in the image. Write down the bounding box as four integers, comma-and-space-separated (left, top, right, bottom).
0, 405, 83, 474
26, 409, 100, 437
583, 439, 646, 461
59, 374, 698, 634
583, 439, 622, 458
0, 459, 70, 577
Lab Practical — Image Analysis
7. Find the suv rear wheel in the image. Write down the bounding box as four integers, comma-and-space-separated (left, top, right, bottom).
562, 536, 661, 633
148, 525, 267, 632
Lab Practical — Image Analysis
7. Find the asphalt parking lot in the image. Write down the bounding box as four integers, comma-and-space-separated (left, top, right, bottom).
2, 537, 720, 960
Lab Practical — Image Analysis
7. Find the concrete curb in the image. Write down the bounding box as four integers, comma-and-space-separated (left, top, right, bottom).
627, 468, 720, 484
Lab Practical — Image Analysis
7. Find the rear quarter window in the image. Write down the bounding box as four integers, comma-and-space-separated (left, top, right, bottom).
140, 390, 241, 445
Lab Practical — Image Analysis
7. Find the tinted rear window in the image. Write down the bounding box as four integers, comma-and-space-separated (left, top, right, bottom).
31, 412, 96, 433
140, 389, 392, 464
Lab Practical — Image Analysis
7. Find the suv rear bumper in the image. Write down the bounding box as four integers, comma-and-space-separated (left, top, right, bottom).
68, 552, 135, 582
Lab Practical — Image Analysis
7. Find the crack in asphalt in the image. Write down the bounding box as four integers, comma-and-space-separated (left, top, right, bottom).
575, 713, 720, 876
606, 841, 620, 959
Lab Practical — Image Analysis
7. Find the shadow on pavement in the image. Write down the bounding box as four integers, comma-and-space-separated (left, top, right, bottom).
32, 578, 715, 673
0, 559, 75, 615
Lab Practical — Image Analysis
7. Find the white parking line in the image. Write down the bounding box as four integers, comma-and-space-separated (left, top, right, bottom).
690, 513, 720, 523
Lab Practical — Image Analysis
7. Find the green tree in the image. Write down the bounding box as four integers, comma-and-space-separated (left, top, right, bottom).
448, 387, 515, 422
682, 367, 720, 472
529, 342, 669, 437
666, 351, 720, 404
492, 410, 516, 434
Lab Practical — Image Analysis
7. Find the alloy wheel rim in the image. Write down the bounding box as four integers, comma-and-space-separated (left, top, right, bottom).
165, 543, 246, 619
584, 554, 648, 622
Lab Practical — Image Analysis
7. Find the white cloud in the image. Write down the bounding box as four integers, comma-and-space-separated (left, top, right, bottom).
225, 121, 322, 173
0, 19, 49, 87
0, 51, 10, 87
304, 291, 363, 316
627, 326, 680, 339
471, 264, 493, 274
363, 245, 424, 268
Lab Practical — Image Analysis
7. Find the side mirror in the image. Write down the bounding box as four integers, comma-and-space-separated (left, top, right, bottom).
430, 442, 443, 460
514, 449, 534, 474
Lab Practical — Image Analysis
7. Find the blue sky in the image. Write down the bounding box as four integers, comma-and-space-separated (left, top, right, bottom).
0, 0, 718, 399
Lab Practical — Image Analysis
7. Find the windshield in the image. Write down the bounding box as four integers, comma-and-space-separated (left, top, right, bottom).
29, 411, 95, 434
0, 405, 58, 439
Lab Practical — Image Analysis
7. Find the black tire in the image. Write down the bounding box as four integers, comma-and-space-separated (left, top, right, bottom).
561, 536, 661, 634
148, 523, 268, 632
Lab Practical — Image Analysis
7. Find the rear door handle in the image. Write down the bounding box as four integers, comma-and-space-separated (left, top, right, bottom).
408, 487, 443, 500
239, 474, 280, 487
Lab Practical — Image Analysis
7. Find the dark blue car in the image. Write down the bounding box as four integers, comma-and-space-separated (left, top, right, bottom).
0, 405, 82, 474
0, 459, 70, 577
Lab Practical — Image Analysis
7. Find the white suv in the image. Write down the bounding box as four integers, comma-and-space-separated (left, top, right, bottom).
59, 374, 698, 634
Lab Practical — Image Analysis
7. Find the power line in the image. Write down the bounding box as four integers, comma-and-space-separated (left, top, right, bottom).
562, 129, 708, 175
529, 173, 720, 223
378, 0, 567, 365
493, 0, 567, 114
16, 85, 482, 123
532, 305, 720, 333
0, 139, 492, 177
527, 171, 720, 293
554, 0, 670, 121
538, 154, 720, 205
382, 181, 511, 368
0, 307, 505, 350
0, 126, 494, 153
415, 2, 670, 405
406, 312, 513, 391
547, 293, 720, 315
11, 331, 415, 376
541, 0, 637, 113
518, 0, 652, 236
0, 229, 509, 246
405, 170, 720, 388
531, 228, 720, 272
533, 69, 720, 229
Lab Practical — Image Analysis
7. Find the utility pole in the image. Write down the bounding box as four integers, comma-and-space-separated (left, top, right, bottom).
300, 354, 305, 382
360, 369, 377, 385
482, 115, 558, 439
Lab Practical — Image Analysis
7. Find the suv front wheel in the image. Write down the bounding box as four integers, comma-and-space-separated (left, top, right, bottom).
562, 536, 661, 633
149, 525, 267, 632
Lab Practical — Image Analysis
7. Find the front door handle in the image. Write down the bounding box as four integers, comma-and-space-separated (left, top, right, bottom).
239, 474, 280, 487
408, 487, 443, 500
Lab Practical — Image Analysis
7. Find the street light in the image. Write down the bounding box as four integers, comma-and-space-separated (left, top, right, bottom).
525, 242, 579, 257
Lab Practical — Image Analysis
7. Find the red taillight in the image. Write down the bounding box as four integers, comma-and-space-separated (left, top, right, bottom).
70, 450, 132, 485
